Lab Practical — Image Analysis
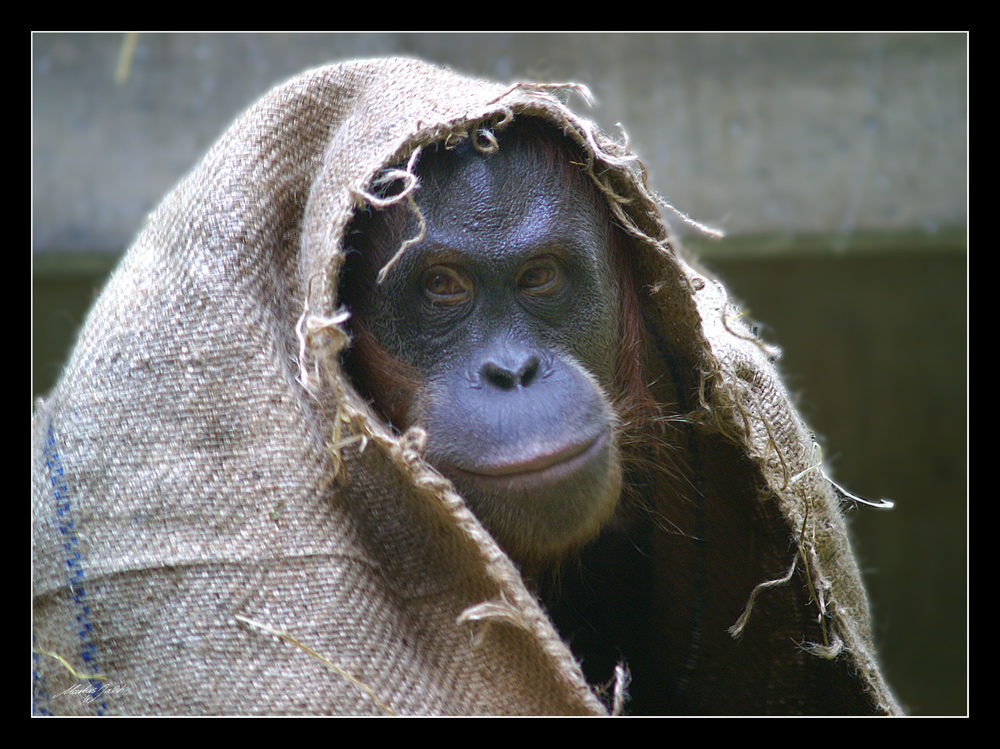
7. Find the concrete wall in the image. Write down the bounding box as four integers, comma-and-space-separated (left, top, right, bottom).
34, 33, 965, 255
32, 33, 967, 715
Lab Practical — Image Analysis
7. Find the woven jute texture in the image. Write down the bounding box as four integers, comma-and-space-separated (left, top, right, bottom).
32, 58, 901, 715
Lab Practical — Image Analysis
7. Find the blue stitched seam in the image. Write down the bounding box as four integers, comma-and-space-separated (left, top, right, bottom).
31, 633, 53, 715
40, 422, 107, 715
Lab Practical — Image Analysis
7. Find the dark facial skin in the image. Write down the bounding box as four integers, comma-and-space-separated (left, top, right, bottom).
342, 126, 625, 564
340, 122, 877, 715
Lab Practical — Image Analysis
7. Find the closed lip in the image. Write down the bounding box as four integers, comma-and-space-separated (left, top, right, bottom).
444, 430, 608, 489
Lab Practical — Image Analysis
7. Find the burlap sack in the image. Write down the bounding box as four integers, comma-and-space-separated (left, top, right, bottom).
32, 57, 901, 715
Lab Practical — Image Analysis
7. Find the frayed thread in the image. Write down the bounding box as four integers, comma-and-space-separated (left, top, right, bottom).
32, 648, 107, 683
728, 556, 798, 639
827, 475, 895, 510
457, 596, 534, 647
235, 614, 395, 715
798, 637, 845, 659
610, 663, 630, 716
295, 275, 351, 393
326, 402, 368, 484
487, 81, 596, 110
354, 147, 423, 209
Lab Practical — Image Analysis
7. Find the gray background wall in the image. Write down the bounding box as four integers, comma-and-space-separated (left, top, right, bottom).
32, 33, 967, 715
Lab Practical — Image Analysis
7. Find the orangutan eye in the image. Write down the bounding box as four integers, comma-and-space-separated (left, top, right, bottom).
519, 257, 560, 293
423, 266, 472, 304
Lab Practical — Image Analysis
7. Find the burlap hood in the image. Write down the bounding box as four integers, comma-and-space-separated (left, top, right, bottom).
32, 58, 900, 715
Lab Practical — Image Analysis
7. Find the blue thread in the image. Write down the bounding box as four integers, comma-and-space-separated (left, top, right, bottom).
36, 423, 107, 715
32, 633, 53, 715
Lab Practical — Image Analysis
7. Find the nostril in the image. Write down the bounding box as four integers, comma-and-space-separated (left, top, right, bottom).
519, 355, 540, 388
482, 362, 517, 390
481, 355, 541, 391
